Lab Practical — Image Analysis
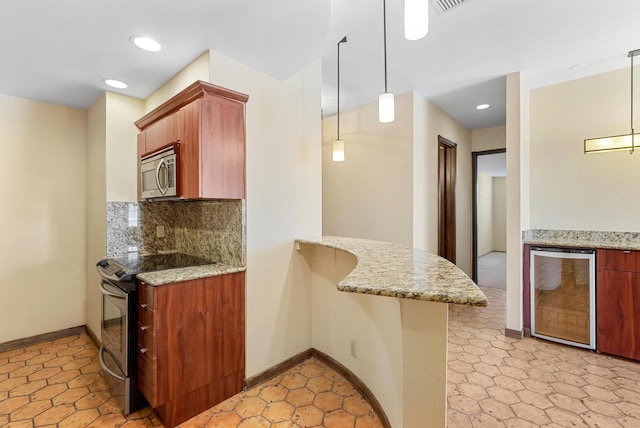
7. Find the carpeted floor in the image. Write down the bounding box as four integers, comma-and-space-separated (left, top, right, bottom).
477, 251, 506, 289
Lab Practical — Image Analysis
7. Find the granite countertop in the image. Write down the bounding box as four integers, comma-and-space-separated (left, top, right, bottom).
523, 229, 640, 250
136, 263, 246, 286
296, 236, 487, 307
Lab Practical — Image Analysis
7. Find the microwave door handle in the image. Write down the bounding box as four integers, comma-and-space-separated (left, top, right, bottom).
155, 159, 168, 195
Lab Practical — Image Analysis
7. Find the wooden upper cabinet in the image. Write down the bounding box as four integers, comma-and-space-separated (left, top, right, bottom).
140, 112, 181, 156
135, 81, 249, 200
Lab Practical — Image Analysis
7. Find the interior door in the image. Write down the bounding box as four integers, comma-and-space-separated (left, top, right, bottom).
438, 135, 456, 264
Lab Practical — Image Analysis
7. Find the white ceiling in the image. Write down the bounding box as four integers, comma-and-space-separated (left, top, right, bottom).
1, 0, 640, 130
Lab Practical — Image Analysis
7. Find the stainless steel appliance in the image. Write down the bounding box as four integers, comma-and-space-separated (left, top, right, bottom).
97, 252, 216, 414
530, 247, 596, 349
97, 261, 146, 415
140, 143, 179, 199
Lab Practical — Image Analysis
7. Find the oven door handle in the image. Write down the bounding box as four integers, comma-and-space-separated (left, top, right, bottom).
99, 345, 126, 381
100, 280, 126, 300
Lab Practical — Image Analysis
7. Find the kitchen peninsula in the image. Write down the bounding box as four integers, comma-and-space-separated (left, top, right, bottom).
296, 236, 487, 428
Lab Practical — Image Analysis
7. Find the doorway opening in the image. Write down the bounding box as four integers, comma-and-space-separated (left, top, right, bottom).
438, 135, 457, 264
472, 149, 507, 287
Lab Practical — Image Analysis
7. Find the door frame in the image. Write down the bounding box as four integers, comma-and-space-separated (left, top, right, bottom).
472, 148, 507, 282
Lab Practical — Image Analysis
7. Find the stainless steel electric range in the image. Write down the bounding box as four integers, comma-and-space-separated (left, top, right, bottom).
96, 252, 215, 414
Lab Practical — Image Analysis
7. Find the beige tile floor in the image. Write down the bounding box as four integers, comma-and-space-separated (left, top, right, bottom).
448, 287, 640, 427
0, 334, 382, 427
4, 286, 640, 427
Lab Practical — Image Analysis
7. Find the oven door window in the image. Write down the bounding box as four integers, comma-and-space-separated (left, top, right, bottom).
101, 280, 128, 375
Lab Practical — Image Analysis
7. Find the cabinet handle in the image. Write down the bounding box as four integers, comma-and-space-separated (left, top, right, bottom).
140, 348, 149, 354
141, 304, 149, 309
140, 325, 150, 331
623, 250, 631, 254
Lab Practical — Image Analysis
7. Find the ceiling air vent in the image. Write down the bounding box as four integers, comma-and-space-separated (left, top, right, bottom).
431, 0, 473, 14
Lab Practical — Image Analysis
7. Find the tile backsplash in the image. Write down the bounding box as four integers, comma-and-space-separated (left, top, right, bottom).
107, 200, 245, 266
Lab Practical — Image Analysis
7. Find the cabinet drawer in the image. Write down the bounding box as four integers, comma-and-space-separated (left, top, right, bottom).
598, 249, 640, 272
139, 282, 156, 309
138, 348, 159, 407
138, 323, 156, 357
139, 304, 156, 328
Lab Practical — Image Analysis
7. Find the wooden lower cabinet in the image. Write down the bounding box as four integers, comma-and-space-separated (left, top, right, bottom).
596, 249, 640, 361
138, 272, 245, 427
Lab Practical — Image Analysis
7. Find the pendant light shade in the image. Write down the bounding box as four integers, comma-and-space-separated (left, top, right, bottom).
333, 139, 345, 161
333, 36, 347, 162
404, 0, 429, 40
584, 134, 637, 153
379, 92, 395, 123
585, 48, 639, 154
379, 0, 395, 123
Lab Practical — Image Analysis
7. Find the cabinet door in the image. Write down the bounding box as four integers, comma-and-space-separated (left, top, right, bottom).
142, 112, 180, 156
199, 94, 246, 199
179, 95, 246, 199
597, 269, 640, 360
179, 100, 201, 199
154, 273, 245, 405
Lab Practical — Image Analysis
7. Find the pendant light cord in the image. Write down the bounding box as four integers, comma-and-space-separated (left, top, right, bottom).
337, 36, 347, 140
631, 51, 635, 154
337, 39, 341, 140
383, 0, 388, 93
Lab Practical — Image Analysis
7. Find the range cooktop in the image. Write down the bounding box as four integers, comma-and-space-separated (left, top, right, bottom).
111, 252, 215, 274
98, 252, 216, 283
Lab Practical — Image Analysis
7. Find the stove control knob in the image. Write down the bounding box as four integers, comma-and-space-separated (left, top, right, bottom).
115, 270, 125, 278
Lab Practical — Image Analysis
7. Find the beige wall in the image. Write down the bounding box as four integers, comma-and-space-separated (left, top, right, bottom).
322, 92, 414, 247
492, 177, 507, 252
409, 96, 475, 272
86, 94, 107, 337
472, 125, 506, 152
322, 93, 473, 275
106, 93, 144, 202
85, 92, 143, 338
145, 51, 210, 113
306, 246, 403, 427
505, 72, 529, 333
477, 173, 493, 256
530, 67, 640, 231
209, 52, 322, 377
0, 94, 87, 342
424, 101, 473, 275
477, 175, 506, 256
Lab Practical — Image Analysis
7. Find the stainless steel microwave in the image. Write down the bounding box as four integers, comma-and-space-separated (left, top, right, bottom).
140, 144, 179, 199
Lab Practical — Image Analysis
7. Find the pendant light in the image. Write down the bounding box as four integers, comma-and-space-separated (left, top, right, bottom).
333, 36, 348, 162
584, 48, 640, 154
404, 0, 429, 40
379, 0, 395, 123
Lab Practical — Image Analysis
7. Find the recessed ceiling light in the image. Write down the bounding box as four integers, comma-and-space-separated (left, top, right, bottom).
476, 104, 490, 110
130, 36, 163, 52
103, 79, 128, 89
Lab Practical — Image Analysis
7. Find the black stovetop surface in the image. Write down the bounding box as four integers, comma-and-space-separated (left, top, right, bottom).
110, 252, 216, 275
